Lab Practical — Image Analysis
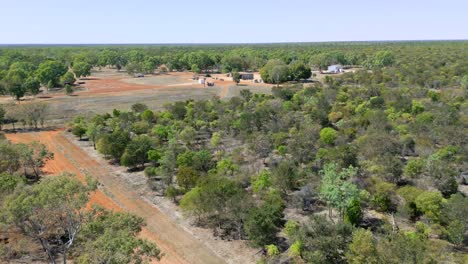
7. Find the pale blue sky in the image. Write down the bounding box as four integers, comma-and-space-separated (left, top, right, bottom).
1, 0, 467, 44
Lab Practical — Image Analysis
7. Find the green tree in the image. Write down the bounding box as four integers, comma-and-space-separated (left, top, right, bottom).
445, 220, 464, 247
141, 109, 155, 123
266, 244, 279, 257
344, 199, 363, 226
260, 59, 287, 84
65, 84, 74, 95
176, 166, 200, 191
240, 89, 253, 101
179, 126, 196, 147
440, 193, 468, 247
0, 172, 23, 196
180, 175, 250, 237
72, 123, 87, 140
60, 71, 76, 86
72, 61, 92, 78
289, 61, 311, 81
1, 175, 93, 264
36, 60, 67, 89
16, 141, 54, 180
271, 160, 298, 194
251, 169, 272, 195
271, 65, 290, 86
404, 158, 424, 178
96, 130, 130, 161
210, 132, 221, 148
377, 232, 428, 264
75, 208, 161, 264
191, 64, 201, 73
215, 158, 239, 176
320, 127, 337, 145
370, 179, 397, 212
0, 141, 21, 174
86, 117, 105, 149
192, 150, 214, 172
120, 135, 153, 168
346, 229, 379, 264
297, 215, 354, 263
244, 203, 283, 247
370, 50, 395, 68
232, 71, 241, 85
131, 103, 148, 113
414, 191, 445, 222
4, 67, 28, 100
319, 163, 360, 219
147, 149, 161, 165
24, 76, 41, 96
397, 186, 424, 220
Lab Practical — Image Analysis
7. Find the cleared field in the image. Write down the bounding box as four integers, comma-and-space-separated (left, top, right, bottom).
43, 86, 221, 124
122, 73, 195, 86
221, 84, 272, 98
0, 69, 272, 125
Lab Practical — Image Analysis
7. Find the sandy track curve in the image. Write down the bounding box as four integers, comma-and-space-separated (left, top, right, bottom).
6, 130, 225, 264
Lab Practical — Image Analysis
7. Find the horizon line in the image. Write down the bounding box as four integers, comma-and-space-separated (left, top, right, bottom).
1, 39, 467, 46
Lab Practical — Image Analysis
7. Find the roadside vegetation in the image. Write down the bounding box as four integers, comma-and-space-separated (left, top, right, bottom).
0, 133, 161, 263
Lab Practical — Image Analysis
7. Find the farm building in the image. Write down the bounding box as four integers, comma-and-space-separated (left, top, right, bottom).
239, 72, 254, 80
327, 64, 343, 73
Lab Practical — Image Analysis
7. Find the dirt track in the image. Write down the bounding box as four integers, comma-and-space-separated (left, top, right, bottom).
6, 130, 225, 264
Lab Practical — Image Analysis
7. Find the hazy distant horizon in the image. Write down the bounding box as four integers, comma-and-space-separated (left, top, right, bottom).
1, 39, 467, 47
2, 0, 467, 44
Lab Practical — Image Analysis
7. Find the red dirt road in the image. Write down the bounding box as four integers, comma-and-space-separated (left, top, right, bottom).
6, 130, 225, 264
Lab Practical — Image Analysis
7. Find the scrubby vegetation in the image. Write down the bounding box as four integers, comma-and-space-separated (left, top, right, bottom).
0, 134, 161, 263
60, 41, 468, 263
1, 41, 467, 263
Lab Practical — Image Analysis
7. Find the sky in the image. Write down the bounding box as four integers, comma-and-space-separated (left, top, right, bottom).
1, 0, 467, 44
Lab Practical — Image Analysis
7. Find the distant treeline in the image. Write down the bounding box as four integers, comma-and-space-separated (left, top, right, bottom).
0, 41, 467, 98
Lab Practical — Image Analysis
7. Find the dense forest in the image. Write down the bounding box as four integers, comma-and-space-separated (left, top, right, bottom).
1, 41, 468, 263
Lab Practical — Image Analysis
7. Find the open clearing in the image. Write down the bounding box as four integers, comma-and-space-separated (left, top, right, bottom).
0, 69, 271, 125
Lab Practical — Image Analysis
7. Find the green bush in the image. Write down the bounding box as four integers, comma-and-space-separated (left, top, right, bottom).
427, 90, 441, 102
397, 186, 424, 220
414, 191, 445, 222
371, 180, 396, 212
289, 240, 303, 258
266, 244, 279, 257
411, 100, 425, 115
284, 220, 300, 239
369, 96, 385, 108
445, 220, 464, 247
251, 169, 272, 194
320, 127, 337, 145
404, 158, 424, 178
345, 199, 363, 226
244, 203, 283, 247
